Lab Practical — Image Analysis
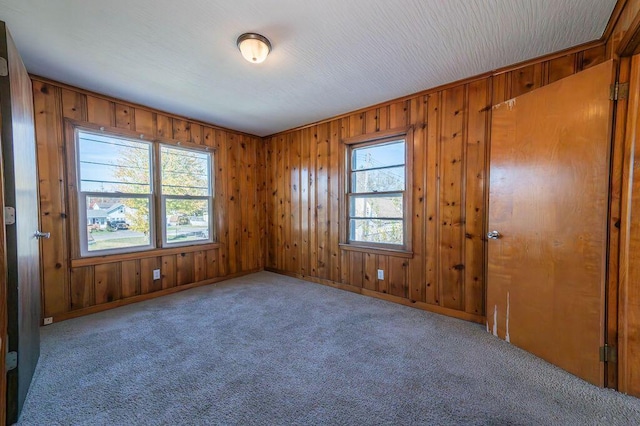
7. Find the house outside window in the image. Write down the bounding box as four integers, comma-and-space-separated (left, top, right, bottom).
75, 128, 214, 257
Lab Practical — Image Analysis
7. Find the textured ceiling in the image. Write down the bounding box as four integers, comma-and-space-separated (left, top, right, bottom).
0, 0, 617, 136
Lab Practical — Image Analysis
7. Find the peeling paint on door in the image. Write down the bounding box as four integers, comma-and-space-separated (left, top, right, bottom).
505, 292, 511, 343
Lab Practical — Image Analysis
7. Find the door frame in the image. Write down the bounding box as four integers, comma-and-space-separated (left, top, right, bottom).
603, 4, 640, 393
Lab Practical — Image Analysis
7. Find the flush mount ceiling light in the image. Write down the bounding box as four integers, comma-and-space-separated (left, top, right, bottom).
237, 33, 272, 64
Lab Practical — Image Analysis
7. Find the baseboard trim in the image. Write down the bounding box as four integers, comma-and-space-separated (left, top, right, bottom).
47, 268, 263, 324
265, 268, 485, 324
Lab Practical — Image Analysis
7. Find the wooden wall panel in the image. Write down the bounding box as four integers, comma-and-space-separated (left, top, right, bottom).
70, 266, 93, 310
94, 263, 120, 304
33, 81, 69, 317
439, 85, 465, 310
264, 43, 604, 323
464, 79, 489, 316
121, 260, 140, 298
32, 78, 266, 322
176, 252, 195, 286
140, 257, 161, 294
134, 109, 154, 136
409, 96, 426, 303
161, 255, 177, 289
115, 104, 133, 130
86, 95, 113, 127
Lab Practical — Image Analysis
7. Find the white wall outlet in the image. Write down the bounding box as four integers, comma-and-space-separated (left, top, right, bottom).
153, 269, 161, 280
377, 269, 384, 280
43, 317, 53, 325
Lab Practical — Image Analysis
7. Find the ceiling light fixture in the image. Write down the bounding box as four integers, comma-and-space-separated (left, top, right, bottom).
237, 33, 272, 64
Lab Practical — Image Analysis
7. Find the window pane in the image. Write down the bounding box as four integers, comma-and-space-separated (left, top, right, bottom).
350, 219, 403, 245
352, 166, 404, 193
350, 194, 403, 219
86, 196, 151, 252
352, 140, 405, 171
161, 146, 211, 196
165, 198, 211, 244
78, 131, 151, 193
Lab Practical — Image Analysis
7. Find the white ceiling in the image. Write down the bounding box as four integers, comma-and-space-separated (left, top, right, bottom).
0, 0, 617, 136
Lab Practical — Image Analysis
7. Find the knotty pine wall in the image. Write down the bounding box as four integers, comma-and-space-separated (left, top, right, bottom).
33, 78, 266, 321
264, 43, 607, 323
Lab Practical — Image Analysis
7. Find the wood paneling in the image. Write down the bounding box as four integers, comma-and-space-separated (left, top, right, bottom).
70, 266, 93, 309
264, 43, 605, 323
618, 53, 640, 397
94, 263, 120, 304
121, 260, 140, 298
32, 78, 266, 322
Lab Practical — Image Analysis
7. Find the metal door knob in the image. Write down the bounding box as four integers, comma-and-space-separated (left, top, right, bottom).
487, 230, 501, 240
34, 230, 50, 239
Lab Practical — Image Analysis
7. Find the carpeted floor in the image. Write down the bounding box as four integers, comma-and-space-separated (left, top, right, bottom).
18, 271, 640, 425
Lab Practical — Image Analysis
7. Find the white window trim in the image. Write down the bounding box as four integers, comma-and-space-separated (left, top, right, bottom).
344, 133, 412, 252
76, 129, 156, 257
159, 144, 214, 248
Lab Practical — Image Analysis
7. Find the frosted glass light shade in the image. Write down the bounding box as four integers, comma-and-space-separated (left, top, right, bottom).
237, 33, 272, 64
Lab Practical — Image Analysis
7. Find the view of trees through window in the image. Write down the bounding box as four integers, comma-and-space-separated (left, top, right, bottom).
349, 139, 405, 246
79, 131, 153, 253
161, 146, 212, 245
77, 130, 213, 255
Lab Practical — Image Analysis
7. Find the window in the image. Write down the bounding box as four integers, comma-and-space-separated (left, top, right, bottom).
77, 130, 154, 256
160, 145, 213, 246
75, 128, 214, 257
347, 137, 407, 249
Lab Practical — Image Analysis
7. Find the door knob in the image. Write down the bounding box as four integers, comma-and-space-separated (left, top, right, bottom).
34, 230, 50, 239
487, 230, 501, 240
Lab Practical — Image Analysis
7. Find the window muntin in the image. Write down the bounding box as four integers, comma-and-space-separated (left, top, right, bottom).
77, 130, 154, 256
348, 139, 406, 247
160, 145, 213, 246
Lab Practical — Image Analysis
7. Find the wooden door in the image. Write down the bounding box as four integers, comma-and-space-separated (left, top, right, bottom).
0, 23, 42, 423
487, 60, 614, 386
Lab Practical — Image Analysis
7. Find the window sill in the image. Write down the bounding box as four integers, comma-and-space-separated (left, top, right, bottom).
339, 243, 413, 258
71, 242, 222, 267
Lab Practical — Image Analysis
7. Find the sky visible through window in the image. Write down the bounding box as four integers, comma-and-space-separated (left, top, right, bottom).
78, 131, 151, 194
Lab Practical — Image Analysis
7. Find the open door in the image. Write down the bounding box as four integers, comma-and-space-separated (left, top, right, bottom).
487, 60, 614, 386
0, 22, 43, 423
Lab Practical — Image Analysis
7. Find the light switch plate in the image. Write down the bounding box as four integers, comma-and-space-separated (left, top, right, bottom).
377, 269, 384, 280
153, 269, 161, 280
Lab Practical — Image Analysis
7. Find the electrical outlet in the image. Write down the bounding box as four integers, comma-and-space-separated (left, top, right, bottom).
377, 269, 384, 280
43, 317, 53, 325
153, 269, 161, 280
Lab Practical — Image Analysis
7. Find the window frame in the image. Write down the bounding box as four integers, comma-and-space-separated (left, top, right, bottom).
75, 127, 156, 257
68, 122, 217, 259
159, 143, 215, 248
341, 128, 413, 254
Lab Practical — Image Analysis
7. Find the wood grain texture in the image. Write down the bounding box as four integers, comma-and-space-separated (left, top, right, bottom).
618, 53, 640, 396
32, 79, 266, 321
70, 266, 94, 309
3, 26, 42, 423
121, 260, 140, 298
263, 43, 604, 320
33, 81, 69, 316
94, 263, 120, 304
487, 61, 613, 386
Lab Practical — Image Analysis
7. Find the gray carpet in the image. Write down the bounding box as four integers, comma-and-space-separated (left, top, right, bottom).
18, 271, 640, 425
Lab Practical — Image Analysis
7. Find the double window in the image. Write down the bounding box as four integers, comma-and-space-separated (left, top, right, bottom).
347, 136, 408, 249
76, 129, 213, 257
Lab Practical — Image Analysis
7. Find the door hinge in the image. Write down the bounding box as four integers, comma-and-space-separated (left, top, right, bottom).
5, 351, 17, 371
600, 344, 617, 363
0, 57, 6, 77
4, 206, 15, 225
610, 82, 629, 101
